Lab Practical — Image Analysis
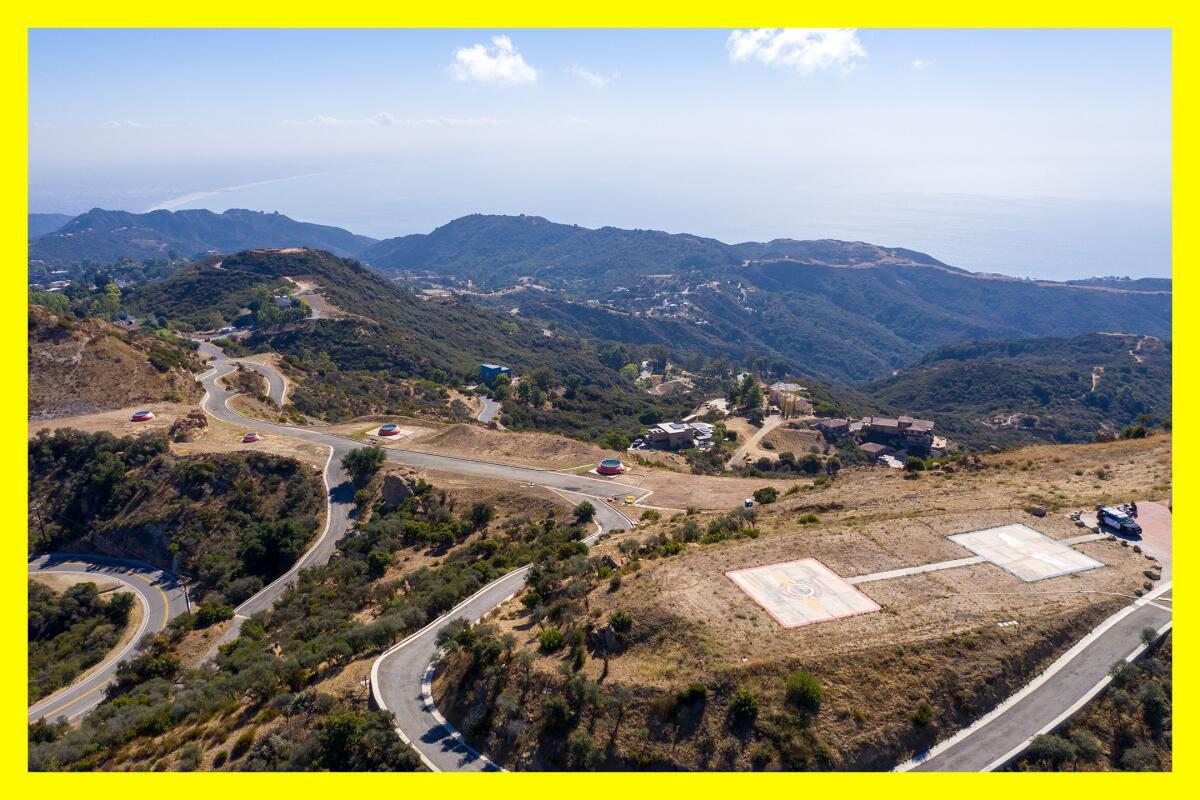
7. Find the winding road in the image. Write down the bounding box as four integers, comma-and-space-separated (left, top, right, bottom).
33, 338, 1160, 774
28, 554, 189, 723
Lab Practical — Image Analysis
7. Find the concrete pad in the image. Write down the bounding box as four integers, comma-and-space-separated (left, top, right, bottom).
366, 425, 417, 441
726, 558, 880, 627
948, 523, 1103, 582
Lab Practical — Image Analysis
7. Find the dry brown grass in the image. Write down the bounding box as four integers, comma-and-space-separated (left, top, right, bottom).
434, 435, 1171, 771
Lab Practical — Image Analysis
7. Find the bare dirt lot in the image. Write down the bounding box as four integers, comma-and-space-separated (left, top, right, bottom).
436, 434, 1171, 770
29, 402, 200, 440
326, 417, 621, 470
175, 416, 332, 470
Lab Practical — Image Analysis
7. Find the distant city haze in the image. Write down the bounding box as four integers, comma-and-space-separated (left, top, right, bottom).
29, 28, 1171, 280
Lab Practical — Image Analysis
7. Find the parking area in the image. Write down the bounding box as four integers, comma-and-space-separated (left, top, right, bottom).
948, 523, 1104, 582
725, 558, 880, 627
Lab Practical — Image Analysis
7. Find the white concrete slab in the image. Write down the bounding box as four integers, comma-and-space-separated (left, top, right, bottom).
726, 558, 880, 627
948, 523, 1104, 582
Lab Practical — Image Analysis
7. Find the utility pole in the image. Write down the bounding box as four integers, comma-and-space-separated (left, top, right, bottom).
32, 505, 47, 546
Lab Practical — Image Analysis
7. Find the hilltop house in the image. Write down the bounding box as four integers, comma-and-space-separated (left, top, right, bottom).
480, 363, 513, 385
645, 421, 713, 450
768, 382, 813, 419
860, 415, 935, 450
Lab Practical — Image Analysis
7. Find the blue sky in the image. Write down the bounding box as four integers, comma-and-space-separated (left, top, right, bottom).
28, 29, 1172, 278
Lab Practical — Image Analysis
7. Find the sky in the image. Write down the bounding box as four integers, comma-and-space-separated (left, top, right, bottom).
28, 28, 1172, 279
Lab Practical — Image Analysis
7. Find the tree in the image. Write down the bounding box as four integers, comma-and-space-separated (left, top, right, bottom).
573, 501, 596, 525
341, 447, 386, 485
904, 456, 926, 472
785, 670, 822, 713
468, 502, 495, 529
825, 457, 841, 478
603, 431, 631, 452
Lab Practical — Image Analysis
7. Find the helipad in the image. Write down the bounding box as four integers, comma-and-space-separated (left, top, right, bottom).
948, 523, 1104, 582
726, 558, 880, 627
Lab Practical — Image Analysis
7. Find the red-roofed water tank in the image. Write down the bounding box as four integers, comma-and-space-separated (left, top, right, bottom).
597, 458, 625, 476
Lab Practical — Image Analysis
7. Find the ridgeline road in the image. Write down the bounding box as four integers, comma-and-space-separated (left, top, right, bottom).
370, 496, 631, 772
28, 554, 189, 723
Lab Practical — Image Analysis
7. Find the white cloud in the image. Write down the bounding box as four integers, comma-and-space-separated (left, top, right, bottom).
569, 65, 616, 88
290, 114, 503, 127
911, 58, 932, 70
101, 120, 147, 128
727, 28, 866, 75
451, 35, 538, 85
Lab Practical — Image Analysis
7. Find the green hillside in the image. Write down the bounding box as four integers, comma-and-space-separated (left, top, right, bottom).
860, 333, 1171, 447
360, 214, 1172, 384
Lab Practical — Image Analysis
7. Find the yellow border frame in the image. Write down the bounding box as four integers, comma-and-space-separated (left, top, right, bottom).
3, 6, 1184, 792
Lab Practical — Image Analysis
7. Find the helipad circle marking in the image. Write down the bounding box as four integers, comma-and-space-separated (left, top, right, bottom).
785, 582, 816, 598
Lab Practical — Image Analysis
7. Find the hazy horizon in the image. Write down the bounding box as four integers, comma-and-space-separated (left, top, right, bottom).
29, 28, 1172, 280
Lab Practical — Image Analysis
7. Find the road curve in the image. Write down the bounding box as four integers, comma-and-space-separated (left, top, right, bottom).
237, 361, 287, 406
370, 494, 632, 771
28, 554, 189, 723
475, 396, 501, 425
198, 343, 643, 769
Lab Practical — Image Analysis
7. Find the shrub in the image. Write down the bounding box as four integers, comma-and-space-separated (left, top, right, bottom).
1070, 730, 1103, 763
904, 456, 926, 472
608, 574, 622, 592
911, 702, 934, 727
640, 509, 661, 522
1025, 733, 1077, 767
212, 751, 228, 768
1120, 744, 1157, 771
541, 696, 572, 732
609, 610, 633, 633
195, 602, 235, 628
538, 627, 564, 652
753, 486, 779, 505
230, 727, 257, 760
679, 683, 708, 704
728, 689, 758, 725
573, 501, 596, 525
785, 670, 822, 713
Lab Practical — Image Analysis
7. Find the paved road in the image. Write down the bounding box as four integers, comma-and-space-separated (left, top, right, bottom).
903, 504, 1172, 771
475, 396, 501, 425
28, 553, 189, 722
198, 343, 649, 503
238, 361, 287, 406
371, 496, 632, 771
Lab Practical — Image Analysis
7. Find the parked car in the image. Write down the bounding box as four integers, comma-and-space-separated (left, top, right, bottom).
1098, 506, 1142, 536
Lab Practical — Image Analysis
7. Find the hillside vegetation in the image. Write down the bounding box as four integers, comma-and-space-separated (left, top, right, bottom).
861, 333, 1171, 447
28, 429, 325, 607
361, 214, 1171, 383
128, 248, 696, 437
29, 581, 136, 703
28, 477, 577, 772
28, 304, 202, 420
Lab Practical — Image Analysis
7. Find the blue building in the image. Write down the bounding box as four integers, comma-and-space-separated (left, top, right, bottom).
480, 363, 513, 385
